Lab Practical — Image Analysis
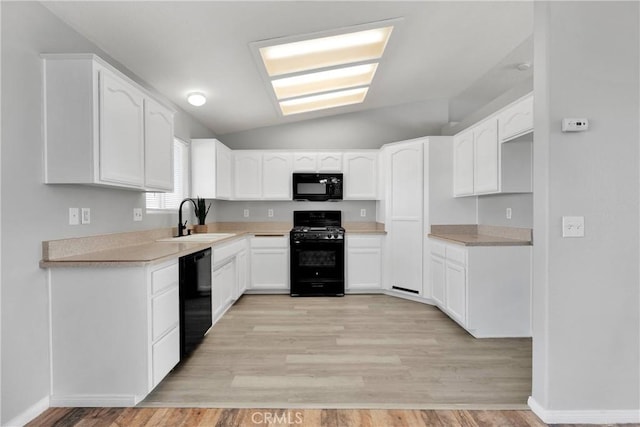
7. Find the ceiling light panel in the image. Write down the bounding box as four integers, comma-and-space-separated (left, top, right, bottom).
260, 26, 393, 77
271, 63, 378, 100
279, 87, 369, 116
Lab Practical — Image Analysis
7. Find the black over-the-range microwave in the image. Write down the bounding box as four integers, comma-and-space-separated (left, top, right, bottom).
292, 173, 343, 201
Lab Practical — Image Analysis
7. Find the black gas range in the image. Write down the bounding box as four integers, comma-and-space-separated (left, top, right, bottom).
290, 211, 345, 297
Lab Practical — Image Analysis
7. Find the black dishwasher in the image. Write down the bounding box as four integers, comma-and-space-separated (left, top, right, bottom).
179, 248, 212, 359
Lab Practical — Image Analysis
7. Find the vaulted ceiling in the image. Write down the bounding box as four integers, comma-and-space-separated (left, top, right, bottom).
43, 1, 533, 135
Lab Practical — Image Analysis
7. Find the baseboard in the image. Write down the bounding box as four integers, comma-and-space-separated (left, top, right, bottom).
528, 396, 640, 424
50, 394, 140, 407
383, 289, 436, 306
4, 396, 49, 427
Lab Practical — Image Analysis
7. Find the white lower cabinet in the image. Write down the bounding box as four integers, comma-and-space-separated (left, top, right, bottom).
212, 259, 236, 322
428, 239, 531, 338
346, 235, 383, 291
48, 259, 179, 406
249, 236, 289, 290
212, 237, 248, 322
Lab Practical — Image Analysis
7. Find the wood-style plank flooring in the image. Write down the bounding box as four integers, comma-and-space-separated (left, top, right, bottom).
29, 407, 551, 426
142, 294, 532, 408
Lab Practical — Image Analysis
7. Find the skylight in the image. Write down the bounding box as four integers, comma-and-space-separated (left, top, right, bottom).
255, 24, 394, 116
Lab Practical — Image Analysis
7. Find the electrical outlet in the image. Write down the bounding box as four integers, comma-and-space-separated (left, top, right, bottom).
562, 118, 589, 132
506, 208, 512, 219
243, 209, 249, 218
81, 208, 91, 224
69, 208, 79, 225
268, 209, 274, 218
360, 209, 367, 217
133, 208, 143, 222
562, 216, 585, 237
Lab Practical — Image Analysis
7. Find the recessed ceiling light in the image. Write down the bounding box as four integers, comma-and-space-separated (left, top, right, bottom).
187, 92, 207, 106
271, 63, 378, 100
260, 26, 393, 76
279, 87, 369, 116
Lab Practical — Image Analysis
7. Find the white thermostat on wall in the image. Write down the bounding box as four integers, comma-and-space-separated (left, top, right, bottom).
562, 118, 589, 132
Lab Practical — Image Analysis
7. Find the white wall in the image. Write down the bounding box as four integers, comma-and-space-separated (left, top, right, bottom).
427, 137, 477, 227
210, 200, 376, 223
531, 1, 639, 421
218, 98, 449, 150
478, 193, 533, 228
0, 3, 214, 423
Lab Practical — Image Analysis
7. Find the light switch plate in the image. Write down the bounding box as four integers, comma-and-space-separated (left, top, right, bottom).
562, 216, 585, 237
243, 209, 249, 218
133, 208, 143, 222
69, 208, 79, 225
268, 209, 274, 218
81, 208, 91, 224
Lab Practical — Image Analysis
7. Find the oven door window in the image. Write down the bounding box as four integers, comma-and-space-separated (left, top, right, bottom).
292, 243, 343, 281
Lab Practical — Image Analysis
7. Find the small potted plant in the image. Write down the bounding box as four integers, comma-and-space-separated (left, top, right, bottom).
193, 197, 211, 233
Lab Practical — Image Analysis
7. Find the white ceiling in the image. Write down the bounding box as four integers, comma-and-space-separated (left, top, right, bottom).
42, 1, 533, 136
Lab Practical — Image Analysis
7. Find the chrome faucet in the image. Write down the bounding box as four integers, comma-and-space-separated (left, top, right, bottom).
177, 198, 197, 237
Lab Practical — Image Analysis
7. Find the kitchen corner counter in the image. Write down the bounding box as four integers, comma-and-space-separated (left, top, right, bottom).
343, 222, 387, 234
428, 224, 532, 247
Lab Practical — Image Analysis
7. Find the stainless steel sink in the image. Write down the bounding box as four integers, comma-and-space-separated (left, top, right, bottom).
157, 233, 236, 243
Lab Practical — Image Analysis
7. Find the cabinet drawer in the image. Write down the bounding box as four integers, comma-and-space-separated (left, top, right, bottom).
251, 236, 288, 248
446, 245, 467, 265
429, 240, 447, 257
213, 238, 245, 264
151, 262, 178, 295
152, 326, 179, 388
151, 287, 179, 341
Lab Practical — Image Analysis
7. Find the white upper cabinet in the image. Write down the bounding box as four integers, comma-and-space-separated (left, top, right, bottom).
293, 153, 318, 172
43, 54, 175, 191
317, 152, 342, 171
233, 151, 292, 200
473, 118, 499, 194
498, 94, 533, 142
233, 151, 262, 199
343, 151, 378, 200
144, 97, 174, 191
191, 139, 232, 199
293, 152, 342, 172
262, 153, 292, 199
216, 143, 232, 199
98, 70, 145, 188
452, 130, 474, 197
453, 93, 533, 197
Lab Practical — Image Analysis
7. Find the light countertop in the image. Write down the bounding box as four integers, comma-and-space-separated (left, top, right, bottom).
428, 224, 532, 247
40, 221, 386, 268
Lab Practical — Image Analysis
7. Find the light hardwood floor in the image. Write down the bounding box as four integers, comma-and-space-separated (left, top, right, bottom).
28, 407, 550, 426
142, 294, 532, 408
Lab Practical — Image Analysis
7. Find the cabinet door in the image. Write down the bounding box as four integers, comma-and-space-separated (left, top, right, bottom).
191, 139, 217, 198
473, 118, 499, 194
344, 152, 377, 200
445, 260, 466, 325
453, 129, 474, 197
98, 70, 145, 187
236, 250, 248, 297
347, 248, 382, 290
212, 265, 225, 321
144, 98, 174, 191
250, 248, 289, 289
385, 141, 423, 293
498, 95, 533, 142
216, 142, 232, 199
262, 153, 292, 199
293, 153, 317, 172
233, 151, 262, 199
317, 152, 342, 172
430, 254, 446, 307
